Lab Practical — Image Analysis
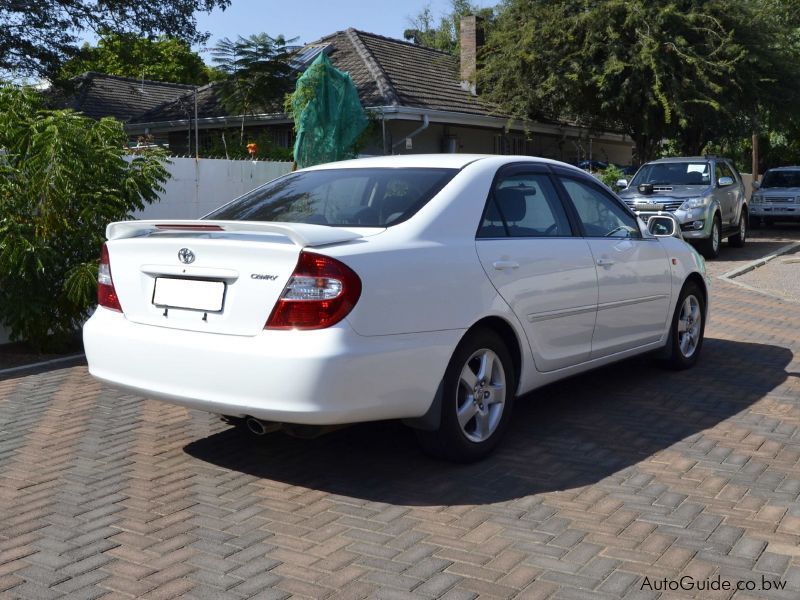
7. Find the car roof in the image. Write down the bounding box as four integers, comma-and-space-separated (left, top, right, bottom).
647, 156, 720, 164
765, 166, 800, 171
300, 154, 587, 174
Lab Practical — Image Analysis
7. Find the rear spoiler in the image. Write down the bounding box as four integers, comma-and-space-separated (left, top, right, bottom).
106, 220, 365, 248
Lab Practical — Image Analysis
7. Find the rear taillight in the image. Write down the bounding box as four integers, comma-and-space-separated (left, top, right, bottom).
266, 251, 361, 330
97, 243, 122, 312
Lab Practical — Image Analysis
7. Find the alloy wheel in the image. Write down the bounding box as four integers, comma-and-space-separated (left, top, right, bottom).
677, 295, 702, 358
456, 348, 506, 443
712, 222, 720, 253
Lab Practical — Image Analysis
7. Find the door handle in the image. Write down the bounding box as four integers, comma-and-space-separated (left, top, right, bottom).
596, 258, 616, 267
493, 260, 520, 270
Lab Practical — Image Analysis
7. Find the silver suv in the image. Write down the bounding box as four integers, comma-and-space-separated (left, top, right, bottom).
618, 156, 748, 258
751, 166, 800, 226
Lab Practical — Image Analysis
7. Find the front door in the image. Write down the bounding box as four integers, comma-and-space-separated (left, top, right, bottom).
556, 175, 672, 358
475, 167, 598, 372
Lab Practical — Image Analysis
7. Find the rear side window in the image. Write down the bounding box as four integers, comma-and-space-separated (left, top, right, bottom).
478, 173, 572, 238
206, 168, 458, 227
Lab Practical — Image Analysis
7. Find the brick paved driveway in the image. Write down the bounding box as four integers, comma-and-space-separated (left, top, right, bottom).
2, 232, 800, 599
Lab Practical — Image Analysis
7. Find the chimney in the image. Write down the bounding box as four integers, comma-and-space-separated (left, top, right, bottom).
460, 15, 484, 95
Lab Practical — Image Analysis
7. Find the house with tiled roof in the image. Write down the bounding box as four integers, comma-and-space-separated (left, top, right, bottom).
123, 21, 633, 164
57, 72, 195, 123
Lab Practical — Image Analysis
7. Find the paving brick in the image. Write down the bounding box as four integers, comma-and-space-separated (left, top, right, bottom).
3, 244, 800, 598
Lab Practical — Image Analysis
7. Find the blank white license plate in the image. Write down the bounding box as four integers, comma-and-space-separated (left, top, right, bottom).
153, 278, 225, 312
637, 203, 664, 211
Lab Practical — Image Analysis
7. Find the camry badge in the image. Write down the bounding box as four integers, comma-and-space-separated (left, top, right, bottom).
178, 248, 195, 264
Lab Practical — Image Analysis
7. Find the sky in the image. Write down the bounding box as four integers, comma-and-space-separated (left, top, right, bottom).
193, 0, 496, 55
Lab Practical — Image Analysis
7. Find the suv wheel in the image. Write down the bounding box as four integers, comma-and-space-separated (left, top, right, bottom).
698, 213, 722, 259
728, 208, 748, 247
663, 281, 706, 370
416, 328, 516, 462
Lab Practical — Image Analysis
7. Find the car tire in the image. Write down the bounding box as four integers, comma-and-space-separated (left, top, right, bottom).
728, 209, 748, 247
662, 281, 706, 370
697, 213, 722, 259
416, 328, 516, 463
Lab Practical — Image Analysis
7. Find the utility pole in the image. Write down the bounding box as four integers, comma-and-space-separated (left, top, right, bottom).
751, 131, 759, 183
194, 88, 199, 160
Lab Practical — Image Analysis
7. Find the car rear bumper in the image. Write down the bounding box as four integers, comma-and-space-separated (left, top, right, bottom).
83, 307, 461, 425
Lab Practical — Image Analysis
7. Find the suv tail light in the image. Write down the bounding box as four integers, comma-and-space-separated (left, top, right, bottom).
97, 243, 122, 312
266, 251, 361, 330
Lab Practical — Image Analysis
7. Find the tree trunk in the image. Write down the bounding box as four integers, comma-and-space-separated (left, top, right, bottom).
633, 133, 660, 164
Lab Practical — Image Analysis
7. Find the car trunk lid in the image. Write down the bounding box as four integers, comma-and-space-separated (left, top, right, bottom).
105, 220, 373, 336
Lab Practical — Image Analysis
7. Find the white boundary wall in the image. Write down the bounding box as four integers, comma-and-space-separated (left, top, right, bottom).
0, 158, 293, 345
134, 157, 293, 220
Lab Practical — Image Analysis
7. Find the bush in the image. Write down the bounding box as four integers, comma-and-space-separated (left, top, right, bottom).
0, 83, 168, 350
599, 164, 625, 191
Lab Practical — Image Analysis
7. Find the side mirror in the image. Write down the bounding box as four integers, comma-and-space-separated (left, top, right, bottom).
752, 180, 761, 190
616, 178, 628, 189
718, 176, 734, 187
647, 215, 679, 238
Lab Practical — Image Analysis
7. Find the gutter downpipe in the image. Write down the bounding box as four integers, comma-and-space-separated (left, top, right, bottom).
381, 107, 387, 155
391, 114, 430, 154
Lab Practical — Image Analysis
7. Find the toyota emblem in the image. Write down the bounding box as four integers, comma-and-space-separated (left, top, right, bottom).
178, 248, 195, 264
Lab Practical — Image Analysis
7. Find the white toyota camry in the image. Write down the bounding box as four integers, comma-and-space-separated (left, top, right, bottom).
84, 154, 709, 461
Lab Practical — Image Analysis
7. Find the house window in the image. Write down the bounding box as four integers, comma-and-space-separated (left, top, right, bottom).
493, 133, 527, 155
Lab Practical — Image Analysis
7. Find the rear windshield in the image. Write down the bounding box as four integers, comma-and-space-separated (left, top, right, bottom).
761, 170, 800, 188
630, 162, 710, 186
205, 167, 458, 227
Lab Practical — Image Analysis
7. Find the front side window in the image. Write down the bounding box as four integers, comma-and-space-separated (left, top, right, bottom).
631, 162, 710, 187
717, 162, 736, 184
560, 177, 641, 238
478, 172, 572, 238
206, 168, 458, 227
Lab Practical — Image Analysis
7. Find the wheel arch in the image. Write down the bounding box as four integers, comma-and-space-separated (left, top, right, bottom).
403, 314, 525, 432
684, 272, 709, 318
463, 316, 523, 387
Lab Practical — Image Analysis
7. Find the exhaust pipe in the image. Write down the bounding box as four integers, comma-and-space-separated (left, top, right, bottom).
245, 416, 280, 436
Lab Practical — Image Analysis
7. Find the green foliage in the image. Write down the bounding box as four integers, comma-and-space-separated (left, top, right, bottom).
404, 0, 494, 54
201, 128, 294, 161
0, 0, 230, 80
0, 83, 169, 350
211, 33, 297, 123
59, 33, 211, 85
599, 164, 625, 190
479, 0, 800, 163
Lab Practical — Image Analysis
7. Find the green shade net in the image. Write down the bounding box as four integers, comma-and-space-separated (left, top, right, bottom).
291, 52, 368, 168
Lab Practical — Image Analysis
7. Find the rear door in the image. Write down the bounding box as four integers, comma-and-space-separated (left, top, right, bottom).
475, 165, 598, 372
554, 173, 671, 358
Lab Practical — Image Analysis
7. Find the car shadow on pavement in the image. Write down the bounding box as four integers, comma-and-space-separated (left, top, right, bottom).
184, 338, 791, 506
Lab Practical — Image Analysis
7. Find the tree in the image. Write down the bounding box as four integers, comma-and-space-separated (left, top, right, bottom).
211, 33, 296, 137
0, 0, 230, 81
479, 0, 800, 163
669, 1, 800, 156
404, 1, 493, 54
0, 83, 168, 350
59, 33, 214, 85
